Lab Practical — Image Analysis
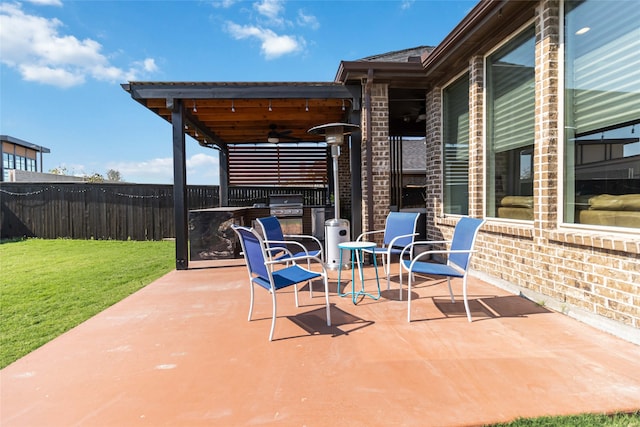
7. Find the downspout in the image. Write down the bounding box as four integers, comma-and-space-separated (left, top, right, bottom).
365, 69, 374, 232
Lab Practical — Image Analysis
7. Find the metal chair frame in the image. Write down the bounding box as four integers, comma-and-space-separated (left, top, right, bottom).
398, 217, 485, 322
232, 225, 331, 341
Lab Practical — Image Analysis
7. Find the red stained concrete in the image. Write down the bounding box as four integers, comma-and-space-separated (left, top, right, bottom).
2, 261, 639, 426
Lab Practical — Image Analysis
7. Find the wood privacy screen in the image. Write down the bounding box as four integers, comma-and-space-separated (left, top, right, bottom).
228, 143, 328, 187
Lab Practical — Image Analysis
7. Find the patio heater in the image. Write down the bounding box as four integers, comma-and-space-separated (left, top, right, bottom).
308, 122, 359, 270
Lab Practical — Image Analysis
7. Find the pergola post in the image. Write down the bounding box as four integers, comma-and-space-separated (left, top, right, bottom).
171, 99, 189, 270
219, 147, 229, 207
349, 109, 363, 239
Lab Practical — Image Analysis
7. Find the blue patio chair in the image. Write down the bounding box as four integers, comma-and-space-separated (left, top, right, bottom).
232, 225, 331, 341
356, 211, 420, 290
256, 216, 324, 296
399, 216, 485, 322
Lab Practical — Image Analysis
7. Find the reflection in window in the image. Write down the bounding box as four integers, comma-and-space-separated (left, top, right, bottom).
486, 27, 536, 220
564, 0, 640, 228
443, 74, 469, 215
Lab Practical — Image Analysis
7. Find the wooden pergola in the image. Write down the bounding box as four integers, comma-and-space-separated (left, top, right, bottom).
122, 82, 362, 269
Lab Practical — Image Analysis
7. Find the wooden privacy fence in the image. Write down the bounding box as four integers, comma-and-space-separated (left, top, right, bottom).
1, 183, 328, 241
0, 183, 219, 241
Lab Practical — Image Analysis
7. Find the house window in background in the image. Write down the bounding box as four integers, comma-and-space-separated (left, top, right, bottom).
443, 74, 469, 215
564, 0, 640, 229
486, 26, 535, 220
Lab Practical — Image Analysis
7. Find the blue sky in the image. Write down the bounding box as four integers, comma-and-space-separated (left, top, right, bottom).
0, 0, 476, 185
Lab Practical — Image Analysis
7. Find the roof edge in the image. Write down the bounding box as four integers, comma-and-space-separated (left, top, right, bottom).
421, 0, 498, 70
0, 135, 51, 153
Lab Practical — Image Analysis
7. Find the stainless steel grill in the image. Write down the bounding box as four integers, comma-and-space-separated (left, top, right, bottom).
268, 194, 303, 217
269, 194, 303, 234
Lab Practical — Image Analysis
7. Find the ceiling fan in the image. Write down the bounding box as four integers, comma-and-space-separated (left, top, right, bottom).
267, 124, 299, 143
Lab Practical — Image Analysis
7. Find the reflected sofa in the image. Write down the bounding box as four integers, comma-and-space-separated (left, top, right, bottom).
498, 196, 533, 220
578, 194, 640, 228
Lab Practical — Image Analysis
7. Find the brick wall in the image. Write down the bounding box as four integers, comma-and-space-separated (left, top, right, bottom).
361, 83, 391, 240
338, 141, 351, 218
423, 0, 640, 337
468, 56, 484, 220
351, 0, 639, 337
424, 87, 442, 239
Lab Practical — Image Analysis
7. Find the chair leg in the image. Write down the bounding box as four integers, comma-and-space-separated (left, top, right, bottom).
407, 272, 413, 322
248, 282, 255, 321
447, 277, 455, 303
381, 254, 389, 290
462, 275, 472, 322
323, 274, 331, 326
398, 263, 404, 301
385, 255, 391, 291
294, 282, 299, 307
307, 258, 314, 298
269, 290, 278, 341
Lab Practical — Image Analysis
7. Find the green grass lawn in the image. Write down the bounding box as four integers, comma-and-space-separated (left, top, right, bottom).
488, 412, 640, 426
0, 238, 174, 368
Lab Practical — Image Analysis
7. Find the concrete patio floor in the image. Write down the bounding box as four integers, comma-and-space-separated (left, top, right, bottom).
2, 261, 639, 427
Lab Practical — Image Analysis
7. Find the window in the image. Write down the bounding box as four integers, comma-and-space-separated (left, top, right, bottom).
486, 26, 536, 219
3, 152, 15, 170
564, 0, 640, 229
15, 155, 26, 171
443, 74, 469, 215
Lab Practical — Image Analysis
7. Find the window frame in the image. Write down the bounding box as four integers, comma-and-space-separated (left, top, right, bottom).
559, 0, 640, 234
441, 71, 470, 217
483, 21, 536, 223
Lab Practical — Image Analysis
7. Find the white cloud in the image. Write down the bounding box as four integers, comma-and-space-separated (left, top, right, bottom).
108, 157, 174, 183
107, 153, 219, 185
187, 152, 218, 168
25, 0, 63, 6
297, 10, 319, 31
225, 21, 303, 59
0, 3, 158, 88
212, 0, 239, 8
401, 0, 415, 10
20, 64, 85, 87
254, 0, 284, 20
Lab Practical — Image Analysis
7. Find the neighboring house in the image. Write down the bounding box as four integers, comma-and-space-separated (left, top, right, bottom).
124, 0, 639, 343
0, 135, 50, 182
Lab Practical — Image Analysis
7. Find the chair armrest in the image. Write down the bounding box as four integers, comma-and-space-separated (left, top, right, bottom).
388, 232, 419, 249
264, 239, 310, 255
265, 254, 326, 274
283, 234, 323, 250
399, 240, 451, 258
356, 229, 384, 242
399, 249, 476, 275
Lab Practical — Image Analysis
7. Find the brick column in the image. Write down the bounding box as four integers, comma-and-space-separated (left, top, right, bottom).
424, 86, 442, 238
534, 0, 560, 235
361, 82, 390, 237
338, 141, 351, 219
469, 56, 485, 219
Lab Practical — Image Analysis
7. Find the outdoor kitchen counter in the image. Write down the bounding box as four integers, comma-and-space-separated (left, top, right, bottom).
188, 206, 333, 261
188, 207, 248, 261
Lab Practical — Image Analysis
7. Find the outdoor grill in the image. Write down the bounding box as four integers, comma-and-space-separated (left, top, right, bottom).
268, 194, 304, 235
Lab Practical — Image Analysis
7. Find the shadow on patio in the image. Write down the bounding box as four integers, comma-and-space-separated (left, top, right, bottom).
2, 262, 639, 426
